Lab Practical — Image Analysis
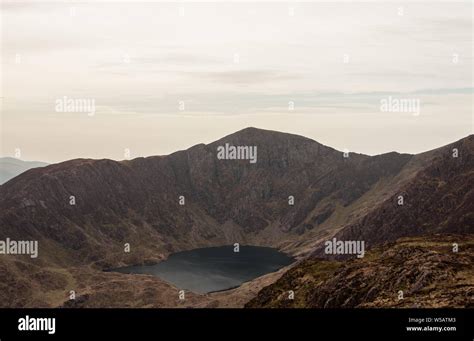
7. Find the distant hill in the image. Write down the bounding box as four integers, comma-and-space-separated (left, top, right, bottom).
0, 157, 48, 185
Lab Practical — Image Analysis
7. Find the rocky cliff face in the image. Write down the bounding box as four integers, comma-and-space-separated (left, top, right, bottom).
310, 134, 474, 257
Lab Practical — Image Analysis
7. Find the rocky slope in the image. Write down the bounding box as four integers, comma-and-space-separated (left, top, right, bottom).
310, 134, 474, 257
246, 234, 474, 308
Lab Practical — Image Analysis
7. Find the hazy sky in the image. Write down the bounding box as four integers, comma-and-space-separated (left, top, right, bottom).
1, 1, 473, 163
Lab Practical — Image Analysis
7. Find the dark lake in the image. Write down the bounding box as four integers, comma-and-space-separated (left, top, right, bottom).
113, 245, 293, 294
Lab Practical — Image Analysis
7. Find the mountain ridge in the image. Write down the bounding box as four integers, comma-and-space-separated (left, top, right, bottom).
0, 128, 472, 307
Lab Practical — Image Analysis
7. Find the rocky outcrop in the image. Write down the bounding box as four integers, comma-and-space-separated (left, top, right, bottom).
246, 235, 474, 308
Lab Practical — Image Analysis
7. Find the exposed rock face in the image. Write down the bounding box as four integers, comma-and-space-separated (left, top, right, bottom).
311, 134, 474, 257
0, 128, 472, 307
246, 235, 474, 308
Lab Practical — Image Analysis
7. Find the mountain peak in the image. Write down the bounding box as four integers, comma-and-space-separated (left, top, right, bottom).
211, 127, 325, 149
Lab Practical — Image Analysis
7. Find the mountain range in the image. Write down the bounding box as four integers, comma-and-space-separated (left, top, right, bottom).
0, 127, 472, 307
0, 157, 48, 185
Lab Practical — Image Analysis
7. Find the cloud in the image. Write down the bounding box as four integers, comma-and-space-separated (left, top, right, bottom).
96, 53, 223, 70
182, 70, 301, 85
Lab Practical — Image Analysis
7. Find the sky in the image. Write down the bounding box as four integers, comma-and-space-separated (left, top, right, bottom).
1, 1, 473, 163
